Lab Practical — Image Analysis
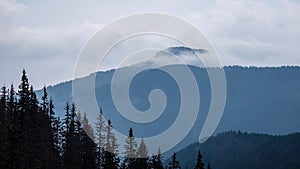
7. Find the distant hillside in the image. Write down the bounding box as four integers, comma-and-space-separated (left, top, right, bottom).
171, 131, 300, 169
36, 65, 300, 156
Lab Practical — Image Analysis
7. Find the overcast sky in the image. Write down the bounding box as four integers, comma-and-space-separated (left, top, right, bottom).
1, 0, 300, 89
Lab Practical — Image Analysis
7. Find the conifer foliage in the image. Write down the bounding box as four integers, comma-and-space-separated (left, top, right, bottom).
168, 152, 181, 169
194, 150, 205, 169
0, 70, 211, 169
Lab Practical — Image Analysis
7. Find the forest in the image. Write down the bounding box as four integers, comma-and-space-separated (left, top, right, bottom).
0, 70, 210, 169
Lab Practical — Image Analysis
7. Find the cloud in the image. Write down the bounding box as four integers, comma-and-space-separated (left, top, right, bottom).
0, 0, 25, 17
1, 0, 300, 88
185, 0, 300, 66
0, 14, 101, 88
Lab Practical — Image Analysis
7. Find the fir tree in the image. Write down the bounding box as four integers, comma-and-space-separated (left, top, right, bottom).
36, 86, 57, 169
151, 149, 164, 169
0, 84, 18, 169
207, 163, 211, 169
136, 137, 149, 168
49, 97, 63, 168
0, 85, 7, 123
103, 119, 120, 169
64, 103, 81, 169
95, 108, 106, 169
194, 150, 205, 169
122, 127, 138, 169
156, 149, 163, 169
62, 102, 73, 169
80, 112, 97, 169
168, 152, 181, 169
17, 70, 35, 168
7, 84, 16, 124
0, 85, 8, 168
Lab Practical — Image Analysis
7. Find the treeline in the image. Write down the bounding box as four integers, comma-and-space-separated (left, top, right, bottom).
0, 70, 210, 169
174, 131, 300, 169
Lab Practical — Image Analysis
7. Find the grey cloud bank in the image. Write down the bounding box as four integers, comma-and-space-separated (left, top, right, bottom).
0, 0, 300, 88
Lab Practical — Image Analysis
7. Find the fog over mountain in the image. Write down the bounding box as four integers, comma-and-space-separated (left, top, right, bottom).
36, 61, 300, 155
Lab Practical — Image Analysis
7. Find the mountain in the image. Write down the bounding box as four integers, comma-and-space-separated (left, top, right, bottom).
36, 65, 300, 155
170, 131, 300, 169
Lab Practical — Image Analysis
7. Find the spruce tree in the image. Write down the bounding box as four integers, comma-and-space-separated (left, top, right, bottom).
95, 108, 106, 168
0, 85, 7, 123
122, 127, 138, 169
157, 149, 163, 169
41, 85, 49, 116
62, 102, 73, 169
29, 84, 53, 168
151, 148, 164, 169
194, 150, 205, 169
0, 85, 8, 168
67, 103, 81, 169
80, 112, 97, 169
207, 163, 212, 169
35, 85, 56, 169
49, 97, 63, 169
103, 119, 120, 169
0, 84, 18, 169
168, 152, 181, 169
136, 137, 149, 168
7, 84, 16, 124
17, 70, 35, 168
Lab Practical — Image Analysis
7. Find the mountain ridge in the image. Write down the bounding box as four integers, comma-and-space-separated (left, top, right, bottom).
36, 64, 300, 156
170, 131, 300, 169
38, 65, 300, 91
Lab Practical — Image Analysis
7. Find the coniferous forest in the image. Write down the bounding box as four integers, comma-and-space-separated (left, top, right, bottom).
0, 70, 211, 169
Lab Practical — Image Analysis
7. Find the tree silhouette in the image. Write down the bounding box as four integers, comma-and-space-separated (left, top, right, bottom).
80, 112, 97, 169
194, 150, 205, 169
207, 163, 212, 169
122, 127, 138, 169
0, 69, 221, 169
95, 108, 106, 168
168, 152, 181, 169
136, 137, 149, 168
150, 148, 164, 169
103, 119, 119, 169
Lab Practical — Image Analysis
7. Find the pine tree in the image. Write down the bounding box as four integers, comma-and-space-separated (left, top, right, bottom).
122, 127, 138, 169
0, 84, 18, 169
35, 85, 56, 169
207, 163, 212, 169
168, 152, 181, 169
95, 108, 106, 168
151, 149, 164, 169
41, 85, 49, 116
49, 97, 62, 168
156, 149, 163, 169
0, 85, 7, 123
80, 112, 97, 169
62, 102, 72, 169
7, 84, 16, 124
194, 150, 205, 169
103, 119, 120, 169
150, 154, 157, 169
62, 103, 81, 169
136, 137, 149, 168
17, 70, 30, 141
0, 85, 8, 168
17, 70, 35, 168
29, 84, 54, 168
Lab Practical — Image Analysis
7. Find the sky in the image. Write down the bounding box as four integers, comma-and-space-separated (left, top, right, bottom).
0, 0, 300, 89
